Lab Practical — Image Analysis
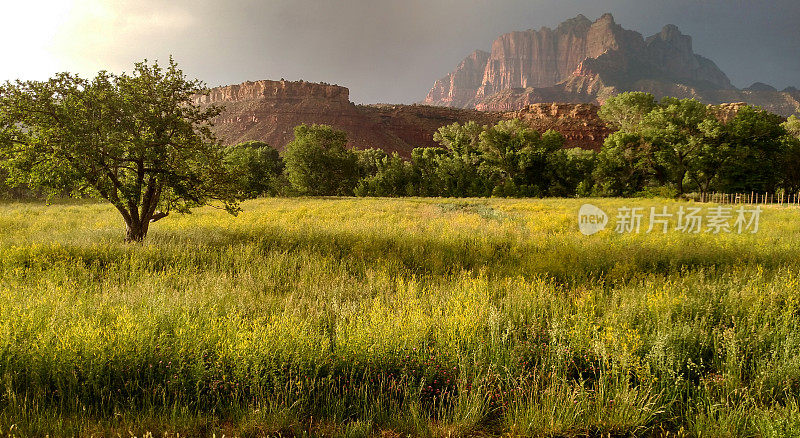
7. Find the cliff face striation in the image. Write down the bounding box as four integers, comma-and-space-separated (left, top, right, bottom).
424, 14, 800, 116
198, 79, 612, 155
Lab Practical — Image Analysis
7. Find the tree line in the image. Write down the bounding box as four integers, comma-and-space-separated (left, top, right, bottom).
2, 58, 799, 242
226, 93, 800, 200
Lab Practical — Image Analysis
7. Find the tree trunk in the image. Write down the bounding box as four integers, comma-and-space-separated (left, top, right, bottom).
125, 219, 149, 242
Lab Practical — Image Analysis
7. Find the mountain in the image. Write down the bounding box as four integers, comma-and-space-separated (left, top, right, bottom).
424, 14, 800, 116
194, 79, 613, 154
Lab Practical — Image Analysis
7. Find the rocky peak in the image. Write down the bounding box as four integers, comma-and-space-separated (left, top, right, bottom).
556, 14, 592, 33
745, 82, 778, 92
424, 50, 490, 108
424, 13, 736, 109
650, 24, 691, 48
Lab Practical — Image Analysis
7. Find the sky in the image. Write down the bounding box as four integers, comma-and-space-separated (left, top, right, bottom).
1, 0, 798, 104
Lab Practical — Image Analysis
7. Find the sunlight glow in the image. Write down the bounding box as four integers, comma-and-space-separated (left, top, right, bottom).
0, 0, 74, 81
1, 0, 195, 82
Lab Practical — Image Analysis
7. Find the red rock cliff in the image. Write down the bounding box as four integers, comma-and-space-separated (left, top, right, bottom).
422, 14, 800, 117
199, 79, 612, 155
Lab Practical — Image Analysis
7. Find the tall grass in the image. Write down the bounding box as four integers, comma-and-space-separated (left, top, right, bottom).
0, 197, 799, 436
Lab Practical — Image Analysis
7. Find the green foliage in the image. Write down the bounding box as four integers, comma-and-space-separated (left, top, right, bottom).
283, 124, 359, 196
354, 152, 413, 197
595, 94, 795, 196
0, 58, 239, 241
598, 91, 658, 131
433, 120, 484, 156
640, 97, 713, 194
351, 101, 795, 199
593, 132, 655, 196
783, 115, 800, 139
223, 141, 286, 198
356, 121, 574, 198
479, 119, 545, 195
780, 135, 800, 193
716, 106, 787, 193
409, 147, 448, 196
547, 147, 596, 197
354, 147, 388, 178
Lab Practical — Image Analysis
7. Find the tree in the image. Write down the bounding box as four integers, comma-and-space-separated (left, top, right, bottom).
640, 97, 713, 195
433, 121, 489, 197
223, 141, 285, 198
716, 106, 786, 193
0, 59, 239, 242
781, 116, 800, 193
479, 120, 561, 197
409, 147, 448, 196
433, 121, 484, 156
354, 152, 413, 197
283, 124, 359, 196
598, 92, 658, 132
783, 115, 800, 139
593, 131, 656, 196
547, 147, 596, 197
354, 148, 388, 178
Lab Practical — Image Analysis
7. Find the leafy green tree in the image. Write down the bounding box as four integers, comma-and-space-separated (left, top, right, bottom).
780, 136, 800, 193
433, 121, 484, 156
479, 120, 562, 197
783, 115, 800, 139
598, 92, 658, 131
433, 121, 489, 197
409, 147, 448, 196
354, 148, 388, 178
354, 152, 413, 197
640, 97, 713, 194
685, 118, 728, 194
479, 119, 540, 188
593, 132, 656, 196
716, 106, 787, 193
223, 141, 285, 198
0, 59, 239, 242
283, 124, 358, 196
547, 147, 596, 197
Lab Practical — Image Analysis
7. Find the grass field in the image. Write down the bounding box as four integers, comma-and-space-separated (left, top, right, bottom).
1, 197, 800, 437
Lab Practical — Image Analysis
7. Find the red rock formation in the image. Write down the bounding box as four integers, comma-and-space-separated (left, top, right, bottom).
192, 79, 349, 105
424, 14, 799, 117
709, 102, 749, 123
197, 79, 504, 156
424, 50, 489, 108
505, 103, 613, 151
199, 79, 611, 155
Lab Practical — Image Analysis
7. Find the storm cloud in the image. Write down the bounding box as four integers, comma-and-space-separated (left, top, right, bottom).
3, 0, 799, 103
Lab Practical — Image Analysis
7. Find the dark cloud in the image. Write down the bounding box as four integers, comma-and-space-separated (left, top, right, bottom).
43, 0, 800, 103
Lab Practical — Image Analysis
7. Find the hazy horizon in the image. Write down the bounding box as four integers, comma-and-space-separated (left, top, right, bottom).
3, 0, 799, 104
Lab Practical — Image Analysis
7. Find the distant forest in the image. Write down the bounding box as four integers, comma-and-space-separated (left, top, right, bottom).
3, 92, 800, 201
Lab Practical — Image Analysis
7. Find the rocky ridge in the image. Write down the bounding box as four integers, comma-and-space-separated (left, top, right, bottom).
197, 80, 612, 154
424, 14, 800, 117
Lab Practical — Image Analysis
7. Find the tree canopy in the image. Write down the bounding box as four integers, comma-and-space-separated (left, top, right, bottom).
283, 124, 359, 196
223, 141, 285, 198
596, 92, 795, 196
0, 59, 240, 241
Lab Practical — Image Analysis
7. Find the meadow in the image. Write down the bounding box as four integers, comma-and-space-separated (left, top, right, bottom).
1, 197, 800, 437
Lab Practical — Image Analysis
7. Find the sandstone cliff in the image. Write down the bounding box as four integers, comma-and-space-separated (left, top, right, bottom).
425, 50, 490, 108
424, 14, 800, 117
199, 79, 611, 155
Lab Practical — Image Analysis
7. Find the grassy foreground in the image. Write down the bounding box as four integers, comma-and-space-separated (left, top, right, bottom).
1, 197, 800, 437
